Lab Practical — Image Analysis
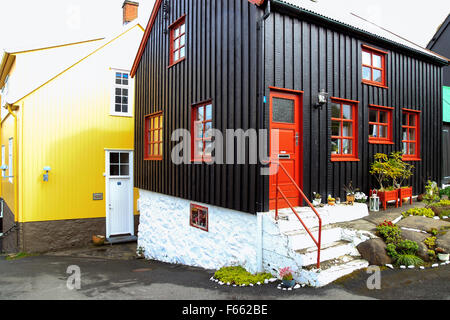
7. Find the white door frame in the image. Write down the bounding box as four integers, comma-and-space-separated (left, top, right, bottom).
105, 149, 134, 238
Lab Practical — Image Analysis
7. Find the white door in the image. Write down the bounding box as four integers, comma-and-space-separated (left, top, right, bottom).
106, 150, 134, 238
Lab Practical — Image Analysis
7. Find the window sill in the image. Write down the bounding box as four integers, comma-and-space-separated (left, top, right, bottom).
369, 140, 394, 145
402, 157, 421, 162
168, 57, 186, 69
110, 113, 133, 118
362, 80, 388, 89
144, 157, 163, 161
331, 156, 360, 162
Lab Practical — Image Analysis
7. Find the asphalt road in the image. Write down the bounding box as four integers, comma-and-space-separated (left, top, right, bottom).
0, 255, 449, 300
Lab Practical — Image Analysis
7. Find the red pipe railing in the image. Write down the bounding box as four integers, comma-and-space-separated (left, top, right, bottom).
275, 162, 322, 268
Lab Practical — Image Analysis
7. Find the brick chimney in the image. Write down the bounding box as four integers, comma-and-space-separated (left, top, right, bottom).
123, 1, 139, 25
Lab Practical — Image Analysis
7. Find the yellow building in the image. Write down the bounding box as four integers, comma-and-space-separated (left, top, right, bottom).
0, 6, 144, 253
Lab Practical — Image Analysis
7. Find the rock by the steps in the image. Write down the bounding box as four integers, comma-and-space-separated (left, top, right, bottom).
397, 216, 450, 233
436, 230, 450, 253
400, 230, 431, 262
357, 238, 392, 266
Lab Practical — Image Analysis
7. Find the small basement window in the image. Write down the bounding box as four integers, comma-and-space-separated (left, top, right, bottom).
190, 204, 208, 232
169, 15, 186, 67
362, 45, 387, 88
369, 105, 394, 144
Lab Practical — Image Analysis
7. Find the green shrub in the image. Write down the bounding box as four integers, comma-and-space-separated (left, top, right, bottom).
214, 266, 273, 286
424, 237, 436, 249
376, 221, 402, 245
428, 228, 439, 236
434, 200, 450, 207
439, 187, 450, 199
428, 250, 436, 258
386, 243, 398, 259
396, 239, 419, 255
402, 207, 435, 218
395, 254, 424, 267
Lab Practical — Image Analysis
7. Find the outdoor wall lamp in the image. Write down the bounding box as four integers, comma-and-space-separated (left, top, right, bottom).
315, 89, 329, 109
43, 166, 51, 182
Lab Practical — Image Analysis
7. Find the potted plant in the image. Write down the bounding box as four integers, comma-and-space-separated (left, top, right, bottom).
391, 151, 414, 206
435, 247, 449, 262
279, 267, 295, 288
327, 195, 336, 206
343, 181, 359, 205
354, 192, 368, 204
312, 192, 322, 206
92, 235, 106, 246
370, 153, 399, 210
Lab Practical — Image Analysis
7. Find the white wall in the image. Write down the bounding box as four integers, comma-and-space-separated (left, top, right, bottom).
137, 190, 259, 273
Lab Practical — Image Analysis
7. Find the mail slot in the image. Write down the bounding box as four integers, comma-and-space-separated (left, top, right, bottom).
278, 154, 291, 159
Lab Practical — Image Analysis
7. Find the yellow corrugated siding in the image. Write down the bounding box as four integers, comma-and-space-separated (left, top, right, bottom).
1, 113, 18, 214
14, 26, 142, 223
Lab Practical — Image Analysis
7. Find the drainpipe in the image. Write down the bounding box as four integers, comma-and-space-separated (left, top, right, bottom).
6, 103, 19, 248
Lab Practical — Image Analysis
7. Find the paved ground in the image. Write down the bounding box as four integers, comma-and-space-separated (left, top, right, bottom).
1, 245, 449, 300
1, 200, 448, 301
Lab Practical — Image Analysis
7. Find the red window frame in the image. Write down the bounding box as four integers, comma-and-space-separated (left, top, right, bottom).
362, 45, 388, 88
190, 204, 209, 232
144, 111, 163, 160
330, 97, 360, 162
169, 15, 186, 68
368, 104, 394, 144
402, 108, 421, 161
191, 101, 213, 163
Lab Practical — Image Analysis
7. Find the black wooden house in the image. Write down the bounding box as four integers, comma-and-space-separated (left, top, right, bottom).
131, 0, 447, 214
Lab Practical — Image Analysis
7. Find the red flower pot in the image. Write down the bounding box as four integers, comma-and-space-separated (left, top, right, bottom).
378, 190, 399, 211
398, 187, 413, 207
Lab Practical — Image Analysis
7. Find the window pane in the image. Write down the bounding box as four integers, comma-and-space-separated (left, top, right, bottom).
362, 67, 371, 80
342, 139, 353, 155
205, 104, 212, 120
122, 97, 128, 104
403, 142, 408, 154
409, 143, 416, 156
331, 139, 340, 154
120, 165, 129, 176
205, 122, 212, 138
342, 122, 352, 137
373, 69, 382, 83
174, 50, 179, 61
120, 153, 129, 164
174, 27, 179, 37
160, 143, 163, 156
373, 54, 382, 68
180, 24, 185, 34
197, 107, 204, 121
180, 46, 185, 58
331, 103, 341, 118
272, 98, 295, 123
362, 51, 371, 65
342, 104, 352, 120
110, 153, 119, 164
122, 105, 128, 113
379, 125, 387, 138
204, 142, 213, 156
402, 113, 408, 125
195, 122, 203, 138
331, 121, 340, 136
174, 39, 179, 49
123, 79, 128, 85
409, 128, 416, 141
116, 96, 122, 104
409, 114, 416, 126
369, 109, 378, 122
122, 89, 128, 96
369, 124, 377, 137
180, 35, 185, 46
116, 88, 121, 96
402, 128, 408, 141
115, 104, 121, 112
379, 111, 388, 123
110, 165, 120, 176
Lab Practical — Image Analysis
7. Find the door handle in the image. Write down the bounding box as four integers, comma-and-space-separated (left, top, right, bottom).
295, 133, 299, 146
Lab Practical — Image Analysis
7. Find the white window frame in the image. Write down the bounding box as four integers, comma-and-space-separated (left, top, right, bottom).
8, 138, 13, 183
110, 68, 133, 117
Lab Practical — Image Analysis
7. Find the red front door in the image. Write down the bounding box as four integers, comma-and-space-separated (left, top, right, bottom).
269, 88, 303, 210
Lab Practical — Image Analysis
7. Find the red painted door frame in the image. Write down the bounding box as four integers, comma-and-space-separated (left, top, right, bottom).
269, 87, 304, 210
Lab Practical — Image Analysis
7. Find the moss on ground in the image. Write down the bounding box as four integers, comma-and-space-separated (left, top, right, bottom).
5, 252, 39, 261
214, 266, 273, 286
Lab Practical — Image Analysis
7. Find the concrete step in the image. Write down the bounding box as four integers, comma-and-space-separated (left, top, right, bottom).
285, 227, 343, 251
106, 235, 137, 245
295, 240, 360, 266
296, 255, 369, 287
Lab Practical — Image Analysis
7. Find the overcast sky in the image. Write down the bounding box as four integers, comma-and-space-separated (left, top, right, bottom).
0, 0, 448, 51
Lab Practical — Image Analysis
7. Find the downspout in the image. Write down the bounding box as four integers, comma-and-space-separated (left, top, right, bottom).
6, 104, 19, 248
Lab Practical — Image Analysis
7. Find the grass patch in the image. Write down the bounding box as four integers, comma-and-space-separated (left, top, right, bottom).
5, 252, 39, 261
395, 254, 424, 267
214, 266, 273, 286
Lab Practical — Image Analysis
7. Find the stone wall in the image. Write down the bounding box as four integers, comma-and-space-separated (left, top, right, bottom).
137, 190, 259, 273
1, 199, 18, 253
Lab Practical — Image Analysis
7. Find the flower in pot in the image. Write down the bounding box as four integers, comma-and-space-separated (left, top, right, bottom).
343, 181, 359, 205
327, 195, 336, 206
312, 192, 322, 206
435, 247, 449, 262
279, 267, 295, 288
92, 235, 106, 246
354, 192, 368, 204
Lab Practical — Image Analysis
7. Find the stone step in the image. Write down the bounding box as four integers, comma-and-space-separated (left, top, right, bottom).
106, 235, 137, 245
295, 240, 360, 266
285, 227, 343, 251
296, 255, 369, 287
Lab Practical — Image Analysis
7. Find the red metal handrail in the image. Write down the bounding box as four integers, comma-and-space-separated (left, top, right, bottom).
275, 162, 322, 268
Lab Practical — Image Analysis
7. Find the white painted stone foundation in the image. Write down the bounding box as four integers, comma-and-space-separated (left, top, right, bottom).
137, 190, 259, 273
